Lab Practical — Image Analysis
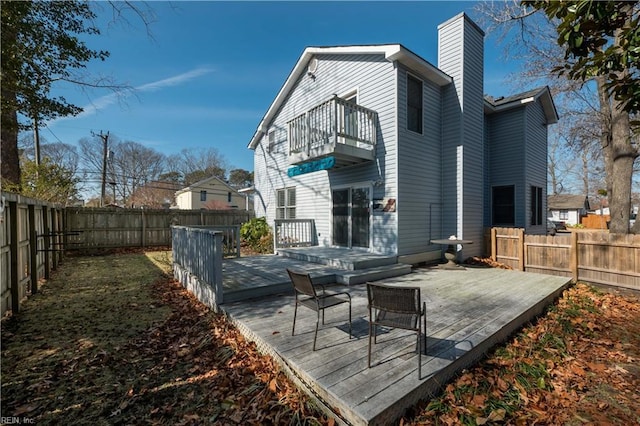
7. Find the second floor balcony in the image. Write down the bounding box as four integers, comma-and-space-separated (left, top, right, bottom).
287, 96, 378, 168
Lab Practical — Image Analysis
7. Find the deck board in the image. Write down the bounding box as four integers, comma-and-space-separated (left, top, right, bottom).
221, 266, 570, 425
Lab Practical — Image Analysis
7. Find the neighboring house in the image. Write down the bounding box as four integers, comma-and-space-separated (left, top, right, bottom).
174, 176, 249, 210
247, 13, 558, 263
547, 194, 590, 226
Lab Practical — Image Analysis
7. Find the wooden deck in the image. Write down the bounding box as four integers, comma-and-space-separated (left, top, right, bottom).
221, 266, 571, 426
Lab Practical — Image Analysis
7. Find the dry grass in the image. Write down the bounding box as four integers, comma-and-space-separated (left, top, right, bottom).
1, 251, 329, 425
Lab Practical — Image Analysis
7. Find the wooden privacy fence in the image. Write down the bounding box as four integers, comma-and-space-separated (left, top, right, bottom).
172, 225, 224, 308
490, 227, 639, 291
1, 192, 65, 316
65, 207, 253, 251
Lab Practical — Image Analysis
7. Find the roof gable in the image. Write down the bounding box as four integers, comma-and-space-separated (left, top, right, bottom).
484, 86, 559, 124
175, 175, 239, 196
248, 44, 453, 150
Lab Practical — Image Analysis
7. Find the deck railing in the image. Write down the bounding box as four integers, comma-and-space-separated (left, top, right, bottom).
288, 96, 377, 155
171, 225, 224, 307
274, 219, 316, 249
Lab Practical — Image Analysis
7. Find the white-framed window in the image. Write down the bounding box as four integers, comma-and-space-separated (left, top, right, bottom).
276, 187, 296, 219
267, 130, 276, 153
200, 190, 207, 202
407, 74, 423, 134
559, 210, 569, 220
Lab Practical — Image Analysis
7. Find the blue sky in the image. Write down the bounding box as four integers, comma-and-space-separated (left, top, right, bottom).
44, 1, 527, 175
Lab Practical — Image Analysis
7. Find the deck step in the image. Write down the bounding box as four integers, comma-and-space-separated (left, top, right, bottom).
335, 263, 413, 285
222, 263, 412, 303
278, 248, 397, 270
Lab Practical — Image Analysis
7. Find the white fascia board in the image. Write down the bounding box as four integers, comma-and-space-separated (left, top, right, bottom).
248, 45, 453, 149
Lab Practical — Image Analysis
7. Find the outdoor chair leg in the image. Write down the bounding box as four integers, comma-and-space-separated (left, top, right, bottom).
348, 303, 352, 339
368, 322, 373, 368
292, 302, 298, 336
417, 327, 421, 379
313, 310, 320, 351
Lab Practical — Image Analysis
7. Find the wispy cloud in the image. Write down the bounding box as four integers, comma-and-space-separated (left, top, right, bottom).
136, 68, 213, 92
48, 67, 215, 123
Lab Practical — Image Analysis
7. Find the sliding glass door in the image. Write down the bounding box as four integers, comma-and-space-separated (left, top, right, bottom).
332, 186, 370, 248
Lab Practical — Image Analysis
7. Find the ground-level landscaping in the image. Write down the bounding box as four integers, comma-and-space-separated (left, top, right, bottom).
1, 250, 639, 425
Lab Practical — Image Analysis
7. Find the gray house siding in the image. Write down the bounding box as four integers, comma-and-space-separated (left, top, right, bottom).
253, 53, 398, 253
487, 107, 527, 227
525, 101, 549, 234
397, 64, 442, 259
438, 13, 485, 258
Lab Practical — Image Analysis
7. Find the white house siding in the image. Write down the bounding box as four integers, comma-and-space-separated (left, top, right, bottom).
176, 191, 193, 210
396, 64, 442, 259
252, 53, 398, 253
486, 107, 527, 227
438, 13, 485, 258
525, 101, 549, 234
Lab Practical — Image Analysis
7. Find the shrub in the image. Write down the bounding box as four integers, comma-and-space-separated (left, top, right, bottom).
240, 217, 273, 253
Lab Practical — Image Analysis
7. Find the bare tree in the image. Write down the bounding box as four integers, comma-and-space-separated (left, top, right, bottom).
165, 147, 229, 185
110, 140, 166, 205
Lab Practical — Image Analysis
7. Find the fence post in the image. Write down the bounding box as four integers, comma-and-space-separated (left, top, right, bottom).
42, 206, 50, 280
570, 231, 578, 282
235, 225, 241, 258
518, 228, 525, 271
213, 232, 224, 304
141, 208, 146, 247
51, 208, 59, 270
28, 204, 38, 295
491, 228, 497, 261
9, 201, 19, 314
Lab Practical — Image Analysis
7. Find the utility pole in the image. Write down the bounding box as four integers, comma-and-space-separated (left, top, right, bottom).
32, 114, 41, 166
98, 131, 110, 207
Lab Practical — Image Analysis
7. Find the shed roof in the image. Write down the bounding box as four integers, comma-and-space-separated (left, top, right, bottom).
548, 194, 590, 210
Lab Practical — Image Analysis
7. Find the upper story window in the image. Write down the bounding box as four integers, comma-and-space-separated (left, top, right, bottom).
267, 130, 276, 153
407, 74, 423, 134
227, 192, 232, 203
200, 190, 207, 202
276, 187, 296, 219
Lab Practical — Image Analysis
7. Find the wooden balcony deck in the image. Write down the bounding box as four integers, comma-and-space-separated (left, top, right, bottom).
221, 267, 571, 425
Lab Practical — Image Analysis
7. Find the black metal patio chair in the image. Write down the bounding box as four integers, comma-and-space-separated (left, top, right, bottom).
287, 268, 352, 351
367, 282, 426, 377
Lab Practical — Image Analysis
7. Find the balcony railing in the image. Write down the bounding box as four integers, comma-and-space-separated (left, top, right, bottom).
287, 96, 377, 167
